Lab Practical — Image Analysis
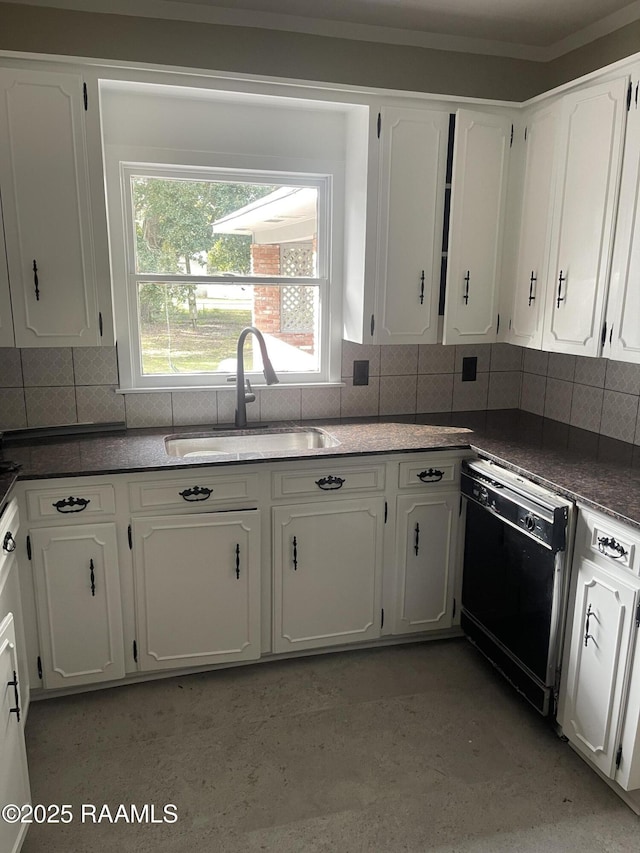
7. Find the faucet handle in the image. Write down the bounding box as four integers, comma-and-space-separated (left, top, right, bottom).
244, 377, 255, 403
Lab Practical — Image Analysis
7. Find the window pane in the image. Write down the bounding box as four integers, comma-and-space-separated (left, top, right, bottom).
131, 176, 318, 277
137, 282, 319, 376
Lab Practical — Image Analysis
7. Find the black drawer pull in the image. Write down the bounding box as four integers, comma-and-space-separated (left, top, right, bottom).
179, 486, 213, 502
597, 536, 628, 560
235, 544, 240, 580
292, 536, 298, 571
315, 476, 345, 491
584, 604, 595, 647
89, 558, 96, 597
53, 496, 90, 514
417, 468, 444, 483
8, 669, 20, 722
2, 531, 16, 552
33, 259, 40, 301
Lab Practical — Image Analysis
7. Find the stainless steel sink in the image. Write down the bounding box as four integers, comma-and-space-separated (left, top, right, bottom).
164, 427, 340, 457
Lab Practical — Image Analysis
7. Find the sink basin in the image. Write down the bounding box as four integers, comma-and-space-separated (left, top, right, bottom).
164, 427, 340, 457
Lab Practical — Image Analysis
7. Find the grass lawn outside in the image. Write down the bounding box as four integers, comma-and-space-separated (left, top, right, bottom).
140, 308, 253, 375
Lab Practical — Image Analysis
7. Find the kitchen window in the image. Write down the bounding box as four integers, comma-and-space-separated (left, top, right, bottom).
116, 164, 332, 389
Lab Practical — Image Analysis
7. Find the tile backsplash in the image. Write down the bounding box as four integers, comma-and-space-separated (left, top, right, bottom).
0, 342, 522, 431
2, 343, 639, 443
521, 352, 640, 445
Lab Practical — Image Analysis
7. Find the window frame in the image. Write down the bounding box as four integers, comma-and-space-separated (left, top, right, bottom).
112, 160, 339, 390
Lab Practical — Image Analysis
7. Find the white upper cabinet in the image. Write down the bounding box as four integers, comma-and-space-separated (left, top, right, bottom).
606, 73, 640, 364
444, 109, 512, 345
541, 76, 628, 356
507, 104, 559, 349
0, 68, 102, 347
374, 106, 449, 344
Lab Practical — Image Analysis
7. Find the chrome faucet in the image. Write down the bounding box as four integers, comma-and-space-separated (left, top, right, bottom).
234, 326, 279, 428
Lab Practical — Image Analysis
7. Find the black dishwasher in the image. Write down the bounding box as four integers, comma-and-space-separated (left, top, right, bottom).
460, 459, 574, 716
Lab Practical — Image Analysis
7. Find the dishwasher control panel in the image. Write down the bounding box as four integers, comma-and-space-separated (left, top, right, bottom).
461, 459, 570, 551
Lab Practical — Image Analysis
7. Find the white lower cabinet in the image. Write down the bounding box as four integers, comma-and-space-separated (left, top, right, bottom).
394, 492, 458, 635
30, 522, 125, 689
560, 557, 639, 777
559, 507, 640, 792
272, 498, 385, 653
0, 614, 30, 853
131, 511, 261, 671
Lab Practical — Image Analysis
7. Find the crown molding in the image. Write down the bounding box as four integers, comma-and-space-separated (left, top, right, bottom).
2, 0, 640, 63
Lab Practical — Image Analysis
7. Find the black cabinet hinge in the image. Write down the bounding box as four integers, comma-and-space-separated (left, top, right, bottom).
98, 312, 103, 337
133, 640, 138, 663
616, 744, 623, 769
370, 314, 375, 337
377, 112, 381, 139
510, 124, 514, 147
37, 655, 42, 680
26, 535, 31, 561
83, 81, 88, 111
381, 608, 384, 629
128, 524, 133, 550
627, 81, 633, 111
453, 598, 456, 619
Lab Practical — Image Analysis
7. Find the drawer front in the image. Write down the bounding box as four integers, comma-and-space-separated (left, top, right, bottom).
272, 464, 385, 499
26, 484, 115, 522
398, 458, 459, 489
578, 508, 639, 575
129, 474, 259, 513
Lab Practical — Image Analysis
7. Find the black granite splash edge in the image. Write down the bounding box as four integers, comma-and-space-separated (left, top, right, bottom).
2, 422, 127, 444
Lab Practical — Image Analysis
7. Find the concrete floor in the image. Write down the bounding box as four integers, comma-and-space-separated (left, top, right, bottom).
21, 639, 640, 852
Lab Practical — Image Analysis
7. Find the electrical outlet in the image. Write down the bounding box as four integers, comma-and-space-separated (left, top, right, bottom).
353, 360, 370, 386
461, 356, 477, 382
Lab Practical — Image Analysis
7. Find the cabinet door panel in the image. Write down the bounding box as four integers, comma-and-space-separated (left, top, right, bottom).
509, 105, 558, 349
0, 203, 14, 346
395, 493, 457, 634
542, 77, 627, 356
607, 90, 640, 364
132, 512, 260, 670
0, 69, 99, 346
376, 107, 449, 343
0, 615, 30, 853
560, 557, 639, 778
31, 523, 124, 688
444, 110, 511, 344
273, 498, 383, 652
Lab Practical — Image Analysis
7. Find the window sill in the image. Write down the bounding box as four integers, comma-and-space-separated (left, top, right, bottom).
116, 382, 346, 394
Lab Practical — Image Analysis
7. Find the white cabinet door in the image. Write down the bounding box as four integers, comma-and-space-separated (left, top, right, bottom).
132, 511, 260, 671
374, 106, 449, 343
30, 523, 125, 688
560, 556, 640, 778
0, 202, 15, 346
508, 104, 559, 349
542, 76, 628, 356
0, 614, 30, 853
0, 68, 101, 346
272, 498, 384, 653
606, 75, 640, 364
444, 109, 512, 345
394, 492, 457, 635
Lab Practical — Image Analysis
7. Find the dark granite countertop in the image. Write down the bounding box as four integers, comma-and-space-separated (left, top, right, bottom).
1, 410, 639, 530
